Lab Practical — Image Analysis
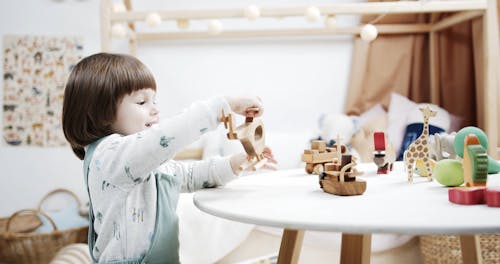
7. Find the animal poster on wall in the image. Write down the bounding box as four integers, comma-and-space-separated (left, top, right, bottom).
2, 35, 83, 146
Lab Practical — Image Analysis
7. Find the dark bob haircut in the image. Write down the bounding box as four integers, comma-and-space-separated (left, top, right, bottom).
62, 53, 156, 160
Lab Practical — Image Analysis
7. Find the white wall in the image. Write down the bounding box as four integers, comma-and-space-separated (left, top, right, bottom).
0, 0, 360, 216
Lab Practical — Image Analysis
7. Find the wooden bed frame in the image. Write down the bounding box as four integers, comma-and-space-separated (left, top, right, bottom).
99, 0, 499, 159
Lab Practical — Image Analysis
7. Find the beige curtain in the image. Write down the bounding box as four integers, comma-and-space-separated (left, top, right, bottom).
344, 1, 499, 130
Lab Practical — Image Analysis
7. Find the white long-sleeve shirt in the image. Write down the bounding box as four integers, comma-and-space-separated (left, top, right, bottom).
86, 97, 236, 262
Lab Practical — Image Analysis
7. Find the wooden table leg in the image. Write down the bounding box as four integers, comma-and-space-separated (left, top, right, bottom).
277, 229, 304, 264
460, 235, 483, 264
340, 233, 372, 264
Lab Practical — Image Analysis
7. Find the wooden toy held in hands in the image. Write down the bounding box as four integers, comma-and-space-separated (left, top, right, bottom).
403, 106, 437, 183
220, 108, 268, 171
373, 131, 395, 174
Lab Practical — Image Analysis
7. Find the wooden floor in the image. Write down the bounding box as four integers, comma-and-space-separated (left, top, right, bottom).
217, 229, 424, 264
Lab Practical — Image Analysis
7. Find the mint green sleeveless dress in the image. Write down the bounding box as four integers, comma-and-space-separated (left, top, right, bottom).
84, 140, 181, 264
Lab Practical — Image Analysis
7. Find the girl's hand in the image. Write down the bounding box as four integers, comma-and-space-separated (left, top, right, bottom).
229, 146, 278, 174
225, 96, 263, 117
261, 146, 278, 170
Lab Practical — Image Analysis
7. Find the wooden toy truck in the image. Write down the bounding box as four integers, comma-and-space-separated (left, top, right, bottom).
301, 140, 347, 174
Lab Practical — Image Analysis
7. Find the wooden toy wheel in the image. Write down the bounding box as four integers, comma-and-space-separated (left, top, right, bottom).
313, 164, 324, 174
305, 163, 314, 174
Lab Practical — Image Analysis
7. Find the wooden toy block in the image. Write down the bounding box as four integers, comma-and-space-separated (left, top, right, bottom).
373, 132, 385, 150
326, 146, 347, 154
303, 149, 318, 155
448, 187, 486, 205
311, 140, 327, 152
403, 106, 437, 183
302, 140, 340, 174
373, 131, 395, 174
324, 162, 340, 172
341, 155, 352, 172
301, 150, 336, 164
220, 108, 267, 171
462, 134, 488, 187
485, 187, 500, 207
305, 163, 326, 175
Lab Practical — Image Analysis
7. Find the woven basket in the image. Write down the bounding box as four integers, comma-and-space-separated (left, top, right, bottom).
420, 234, 500, 264
0, 189, 88, 264
0, 213, 41, 234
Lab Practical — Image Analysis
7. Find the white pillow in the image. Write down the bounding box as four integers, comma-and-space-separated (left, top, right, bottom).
354, 103, 386, 132
387, 93, 417, 155
319, 113, 355, 145
406, 103, 450, 131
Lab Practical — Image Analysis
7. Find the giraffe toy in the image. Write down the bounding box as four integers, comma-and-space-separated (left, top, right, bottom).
403, 106, 437, 183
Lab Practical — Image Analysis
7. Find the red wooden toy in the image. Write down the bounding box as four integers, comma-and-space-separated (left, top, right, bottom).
372, 132, 395, 174
448, 187, 486, 205
486, 187, 500, 207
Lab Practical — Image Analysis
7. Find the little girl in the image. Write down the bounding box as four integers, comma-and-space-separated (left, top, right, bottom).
62, 53, 276, 263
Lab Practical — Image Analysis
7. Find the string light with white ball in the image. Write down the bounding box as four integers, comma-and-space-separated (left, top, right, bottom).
111, 0, 127, 37
358, 6, 395, 42
324, 15, 336, 29
305, 6, 321, 22
107, 3, 394, 41
208, 19, 223, 35
145, 12, 162, 27
244, 5, 260, 21
177, 19, 190, 30
113, 2, 126, 13
360, 24, 378, 42
111, 23, 127, 38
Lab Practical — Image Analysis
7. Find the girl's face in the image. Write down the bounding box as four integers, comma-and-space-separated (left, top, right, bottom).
111, 88, 159, 135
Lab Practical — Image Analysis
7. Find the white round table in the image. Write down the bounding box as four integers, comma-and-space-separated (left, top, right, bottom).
194, 163, 500, 264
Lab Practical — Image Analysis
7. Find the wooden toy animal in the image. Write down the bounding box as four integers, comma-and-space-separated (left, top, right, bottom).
429, 132, 458, 161
403, 106, 437, 183
220, 109, 267, 171
372, 131, 395, 174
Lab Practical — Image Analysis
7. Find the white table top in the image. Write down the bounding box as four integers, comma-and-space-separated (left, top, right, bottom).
194, 162, 500, 235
